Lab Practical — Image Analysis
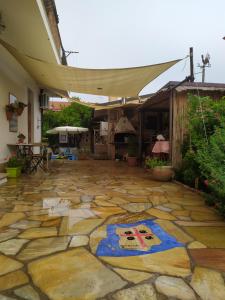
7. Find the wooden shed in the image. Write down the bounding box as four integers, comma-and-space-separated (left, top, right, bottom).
91, 95, 150, 159
140, 81, 225, 168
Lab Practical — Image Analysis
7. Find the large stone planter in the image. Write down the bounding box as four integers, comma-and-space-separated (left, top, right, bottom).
150, 166, 174, 182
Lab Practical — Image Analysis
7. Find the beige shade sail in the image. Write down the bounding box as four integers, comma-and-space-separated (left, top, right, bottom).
68, 98, 142, 111
0, 39, 181, 97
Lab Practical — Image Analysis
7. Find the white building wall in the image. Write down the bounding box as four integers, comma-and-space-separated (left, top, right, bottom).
0, 44, 41, 165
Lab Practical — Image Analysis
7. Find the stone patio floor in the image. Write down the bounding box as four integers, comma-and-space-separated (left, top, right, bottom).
0, 160, 225, 300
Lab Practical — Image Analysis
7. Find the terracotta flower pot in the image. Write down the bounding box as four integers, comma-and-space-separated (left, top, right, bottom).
127, 156, 137, 167
6, 111, 13, 121
16, 103, 27, 116
18, 138, 25, 144
150, 166, 174, 181
17, 106, 24, 116
78, 153, 88, 160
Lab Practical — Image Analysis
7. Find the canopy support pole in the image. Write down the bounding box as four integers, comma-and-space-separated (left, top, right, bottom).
138, 110, 144, 166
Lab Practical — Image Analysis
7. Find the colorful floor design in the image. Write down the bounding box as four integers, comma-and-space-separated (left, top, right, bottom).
0, 160, 225, 300
96, 219, 184, 256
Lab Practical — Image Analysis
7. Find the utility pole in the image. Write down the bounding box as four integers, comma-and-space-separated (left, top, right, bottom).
189, 47, 195, 82
202, 55, 206, 83
198, 53, 211, 83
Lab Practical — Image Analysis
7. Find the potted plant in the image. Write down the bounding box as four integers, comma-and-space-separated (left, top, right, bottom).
145, 157, 174, 181
6, 157, 23, 178
5, 103, 16, 120
17, 133, 26, 144
16, 102, 27, 116
127, 135, 138, 167
78, 147, 90, 160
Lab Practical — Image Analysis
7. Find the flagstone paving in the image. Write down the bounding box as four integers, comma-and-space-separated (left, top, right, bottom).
0, 160, 224, 299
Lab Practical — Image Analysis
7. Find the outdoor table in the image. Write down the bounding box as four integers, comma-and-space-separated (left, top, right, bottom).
7, 143, 48, 173
7, 143, 34, 158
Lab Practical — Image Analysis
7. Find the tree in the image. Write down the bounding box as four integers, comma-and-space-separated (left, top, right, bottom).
43, 101, 93, 136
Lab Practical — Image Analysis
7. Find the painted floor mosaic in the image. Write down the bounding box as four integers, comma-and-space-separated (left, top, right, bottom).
0, 160, 225, 300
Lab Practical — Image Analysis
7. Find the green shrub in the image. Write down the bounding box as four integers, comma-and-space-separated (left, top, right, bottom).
145, 157, 167, 169
196, 126, 225, 214
176, 150, 201, 187
179, 94, 225, 216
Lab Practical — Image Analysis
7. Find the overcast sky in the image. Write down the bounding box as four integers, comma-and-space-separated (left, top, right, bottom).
55, 0, 225, 102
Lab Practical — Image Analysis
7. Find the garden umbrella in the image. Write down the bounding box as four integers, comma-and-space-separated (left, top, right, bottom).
47, 126, 89, 150
46, 126, 88, 135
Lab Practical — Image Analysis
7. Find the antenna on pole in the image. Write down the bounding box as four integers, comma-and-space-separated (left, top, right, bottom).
65, 50, 79, 58
64, 50, 79, 65
198, 53, 211, 83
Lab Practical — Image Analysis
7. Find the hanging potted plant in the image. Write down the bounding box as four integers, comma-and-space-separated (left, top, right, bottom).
17, 133, 26, 144
145, 157, 174, 181
127, 135, 138, 167
16, 102, 27, 116
5, 103, 16, 120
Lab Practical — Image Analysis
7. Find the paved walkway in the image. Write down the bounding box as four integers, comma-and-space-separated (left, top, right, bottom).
0, 161, 225, 300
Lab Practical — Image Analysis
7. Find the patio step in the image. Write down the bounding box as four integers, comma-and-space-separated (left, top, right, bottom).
0, 173, 7, 185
